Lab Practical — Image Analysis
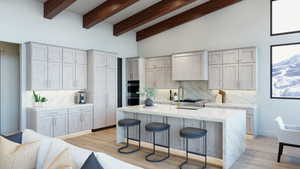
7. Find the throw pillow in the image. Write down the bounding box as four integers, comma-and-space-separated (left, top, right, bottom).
81, 153, 104, 169
2, 132, 22, 143
0, 136, 40, 169
43, 148, 76, 169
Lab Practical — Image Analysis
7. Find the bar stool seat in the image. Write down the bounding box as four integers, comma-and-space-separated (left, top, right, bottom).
180, 127, 207, 139
118, 119, 140, 127
145, 122, 170, 163
179, 127, 208, 169
118, 119, 141, 154
146, 122, 170, 132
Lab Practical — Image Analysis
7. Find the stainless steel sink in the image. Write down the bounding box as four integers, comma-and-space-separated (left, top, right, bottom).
176, 106, 201, 110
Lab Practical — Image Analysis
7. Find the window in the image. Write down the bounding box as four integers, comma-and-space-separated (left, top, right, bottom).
271, 0, 300, 35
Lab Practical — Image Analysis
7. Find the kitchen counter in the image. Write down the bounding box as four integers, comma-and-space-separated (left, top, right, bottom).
27, 104, 93, 111
205, 102, 256, 109
117, 104, 246, 169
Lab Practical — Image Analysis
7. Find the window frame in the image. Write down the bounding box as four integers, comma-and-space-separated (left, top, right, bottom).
270, 0, 300, 36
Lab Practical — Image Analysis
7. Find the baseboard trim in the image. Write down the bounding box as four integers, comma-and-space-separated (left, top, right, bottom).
92, 125, 116, 132
128, 140, 223, 168
58, 130, 92, 140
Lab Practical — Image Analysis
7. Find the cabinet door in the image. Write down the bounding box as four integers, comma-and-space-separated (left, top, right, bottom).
48, 46, 62, 63
106, 68, 117, 126
68, 110, 82, 134
239, 48, 256, 63
209, 51, 222, 65
31, 43, 47, 61
208, 65, 222, 89
81, 111, 93, 131
76, 64, 87, 90
63, 63, 76, 89
53, 115, 67, 137
48, 62, 62, 89
222, 64, 238, 89
222, 50, 239, 64
93, 66, 107, 129
31, 60, 48, 90
126, 60, 132, 81
63, 48, 76, 64
38, 116, 53, 137
131, 59, 139, 81
239, 63, 256, 90
145, 70, 155, 88
76, 50, 87, 65
107, 55, 117, 69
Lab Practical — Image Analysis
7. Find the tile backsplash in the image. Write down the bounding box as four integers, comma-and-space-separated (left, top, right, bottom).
26, 90, 79, 107
155, 81, 256, 104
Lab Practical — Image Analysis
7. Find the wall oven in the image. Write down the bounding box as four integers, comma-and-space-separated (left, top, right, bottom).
127, 80, 140, 106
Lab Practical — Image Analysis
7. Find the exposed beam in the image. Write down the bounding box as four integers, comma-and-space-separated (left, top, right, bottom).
136, 0, 242, 41
44, 0, 76, 19
83, 0, 139, 29
114, 0, 197, 36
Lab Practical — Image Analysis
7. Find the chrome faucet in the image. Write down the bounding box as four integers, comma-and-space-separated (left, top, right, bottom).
178, 83, 184, 102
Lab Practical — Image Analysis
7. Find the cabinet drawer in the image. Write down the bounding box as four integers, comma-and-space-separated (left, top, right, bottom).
70, 106, 92, 113
38, 109, 67, 118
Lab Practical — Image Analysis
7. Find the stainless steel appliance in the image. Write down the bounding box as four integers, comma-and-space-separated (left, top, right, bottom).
75, 91, 87, 104
127, 80, 140, 106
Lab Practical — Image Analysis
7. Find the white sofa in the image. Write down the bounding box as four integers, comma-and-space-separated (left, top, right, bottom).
22, 129, 143, 169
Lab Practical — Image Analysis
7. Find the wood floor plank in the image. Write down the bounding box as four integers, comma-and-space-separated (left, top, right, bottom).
65, 128, 300, 169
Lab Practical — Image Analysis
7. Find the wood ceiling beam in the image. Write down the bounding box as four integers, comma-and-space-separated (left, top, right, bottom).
44, 0, 76, 19
83, 0, 139, 29
136, 0, 242, 41
113, 0, 198, 36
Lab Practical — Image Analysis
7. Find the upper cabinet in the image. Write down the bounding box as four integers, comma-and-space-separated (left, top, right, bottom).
172, 51, 208, 81
145, 56, 178, 89
126, 58, 139, 81
27, 42, 87, 90
208, 47, 256, 90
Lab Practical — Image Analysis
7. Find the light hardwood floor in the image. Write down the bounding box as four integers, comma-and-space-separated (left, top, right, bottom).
65, 128, 300, 169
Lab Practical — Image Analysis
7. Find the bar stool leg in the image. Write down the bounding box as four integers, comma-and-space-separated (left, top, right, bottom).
145, 130, 170, 163
204, 135, 207, 169
179, 138, 189, 169
118, 126, 141, 154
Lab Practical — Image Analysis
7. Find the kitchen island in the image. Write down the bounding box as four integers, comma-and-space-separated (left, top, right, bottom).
117, 104, 246, 169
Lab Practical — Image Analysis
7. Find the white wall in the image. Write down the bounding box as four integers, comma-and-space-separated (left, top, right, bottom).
138, 0, 300, 136
0, 0, 138, 130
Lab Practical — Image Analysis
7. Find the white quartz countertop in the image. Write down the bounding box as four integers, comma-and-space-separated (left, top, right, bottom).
205, 102, 256, 109
27, 103, 93, 110
118, 104, 246, 123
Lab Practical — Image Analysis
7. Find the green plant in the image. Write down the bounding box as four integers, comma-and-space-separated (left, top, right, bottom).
137, 88, 156, 98
33, 91, 48, 103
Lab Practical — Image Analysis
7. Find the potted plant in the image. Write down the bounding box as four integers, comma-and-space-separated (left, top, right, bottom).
138, 88, 156, 107
33, 91, 48, 107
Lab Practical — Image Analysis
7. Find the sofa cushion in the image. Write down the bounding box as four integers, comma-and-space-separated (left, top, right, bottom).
0, 136, 40, 169
81, 153, 103, 169
42, 148, 76, 169
2, 132, 22, 144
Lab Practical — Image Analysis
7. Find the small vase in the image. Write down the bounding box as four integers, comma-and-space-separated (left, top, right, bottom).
144, 98, 154, 107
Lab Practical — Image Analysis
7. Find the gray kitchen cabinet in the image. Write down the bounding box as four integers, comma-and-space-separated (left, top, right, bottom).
38, 115, 53, 137
222, 64, 239, 90
208, 47, 256, 90
222, 49, 239, 64
208, 65, 222, 89
145, 56, 177, 89
53, 113, 68, 137
239, 63, 256, 90
27, 42, 87, 90
172, 51, 208, 81
88, 50, 117, 129
127, 58, 139, 81
68, 106, 93, 134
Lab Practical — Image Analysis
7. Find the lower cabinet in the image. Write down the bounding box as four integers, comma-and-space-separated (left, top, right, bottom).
27, 105, 93, 137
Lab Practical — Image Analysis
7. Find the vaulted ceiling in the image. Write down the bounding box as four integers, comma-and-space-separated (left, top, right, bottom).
40, 0, 241, 41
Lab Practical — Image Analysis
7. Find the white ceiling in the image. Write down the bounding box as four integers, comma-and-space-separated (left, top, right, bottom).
39, 0, 210, 32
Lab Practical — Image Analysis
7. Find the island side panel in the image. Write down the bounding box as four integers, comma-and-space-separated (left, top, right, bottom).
168, 117, 184, 150
223, 111, 246, 169
116, 110, 125, 143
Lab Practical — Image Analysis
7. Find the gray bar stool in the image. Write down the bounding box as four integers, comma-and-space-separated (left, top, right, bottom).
145, 122, 170, 162
179, 127, 207, 169
118, 119, 141, 154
